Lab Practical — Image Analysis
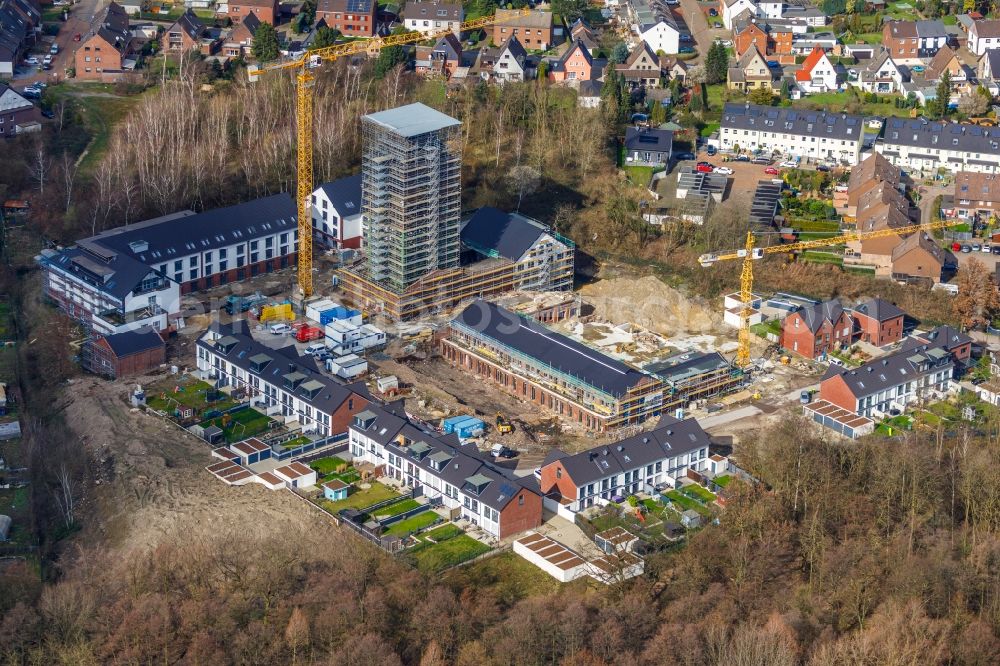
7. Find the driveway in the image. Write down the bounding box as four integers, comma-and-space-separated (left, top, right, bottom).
698, 405, 763, 431
14, 0, 102, 88
678, 0, 727, 64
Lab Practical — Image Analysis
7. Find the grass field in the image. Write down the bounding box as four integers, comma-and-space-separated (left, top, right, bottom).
146, 376, 236, 414
714, 475, 733, 488
680, 484, 717, 503
199, 408, 273, 444
407, 533, 492, 572
319, 482, 399, 514
371, 499, 421, 519
664, 489, 713, 517
310, 456, 350, 475
383, 511, 440, 537
446, 551, 567, 603
46, 84, 143, 174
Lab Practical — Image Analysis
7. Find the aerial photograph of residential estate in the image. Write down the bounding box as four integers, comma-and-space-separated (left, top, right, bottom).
2, 0, 1000, 661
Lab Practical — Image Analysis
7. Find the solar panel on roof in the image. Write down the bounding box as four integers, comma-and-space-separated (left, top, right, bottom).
346, 0, 369, 10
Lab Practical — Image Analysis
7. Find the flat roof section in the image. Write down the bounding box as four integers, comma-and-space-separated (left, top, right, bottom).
515, 532, 587, 570
364, 102, 461, 137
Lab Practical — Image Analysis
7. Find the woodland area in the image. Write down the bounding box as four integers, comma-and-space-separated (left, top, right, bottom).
1, 420, 1000, 664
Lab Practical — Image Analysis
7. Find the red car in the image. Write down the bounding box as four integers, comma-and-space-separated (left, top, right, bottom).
764, 166, 780, 175
73, 33, 81, 41
696, 162, 714, 173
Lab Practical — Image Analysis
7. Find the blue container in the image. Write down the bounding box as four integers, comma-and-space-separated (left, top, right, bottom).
453, 417, 485, 439
442, 415, 472, 434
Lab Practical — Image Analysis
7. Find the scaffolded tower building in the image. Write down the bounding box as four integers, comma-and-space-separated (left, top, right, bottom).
361, 103, 463, 293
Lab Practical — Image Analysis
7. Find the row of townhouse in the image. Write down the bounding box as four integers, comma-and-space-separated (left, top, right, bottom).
441, 300, 668, 432
196, 321, 371, 437
0, 0, 41, 77
819, 338, 958, 418
539, 414, 713, 513
718, 103, 1000, 173
38, 194, 298, 335
720, 0, 826, 31
717, 102, 865, 164
348, 402, 543, 539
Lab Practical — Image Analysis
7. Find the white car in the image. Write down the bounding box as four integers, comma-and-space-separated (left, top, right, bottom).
779, 161, 798, 169
25, 56, 39, 65
714, 166, 734, 175
268, 323, 293, 335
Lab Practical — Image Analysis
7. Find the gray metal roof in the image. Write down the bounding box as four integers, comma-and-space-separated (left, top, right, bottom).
545, 415, 710, 487
852, 298, 906, 323
624, 126, 673, 153
317, 174, 362, 217
823, 342, 953, 399
101, 325, 164, 357
881, 117, 1000, 156
722, 103, 864, 142
453, 300, 654, 399
363, 102, 460, 138
794, 299, 848, 334
460, 207, 560, 262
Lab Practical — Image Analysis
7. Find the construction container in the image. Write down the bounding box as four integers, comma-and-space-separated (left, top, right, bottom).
259, 302, 294, 323
322, 305, 363, 327
376, 375, 399, 394
443, 416, 486, 439
325, 354, 368, 380
306, 299, 339, 324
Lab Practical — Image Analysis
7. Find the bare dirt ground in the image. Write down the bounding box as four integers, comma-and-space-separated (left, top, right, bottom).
62, 375, 335, 553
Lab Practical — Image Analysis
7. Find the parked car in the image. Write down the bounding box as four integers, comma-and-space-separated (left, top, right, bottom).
992, 245, 1000, 255
952, 242, 962, 251
674, 151, 696, 161
714, 166, 734, 175
679, 46, 694, 53
962, 245, 972, 253
816, 165, 831, 172
973, 244, 982, 252
779, 160, 798, 168
752, 156, 772, 164
767, 60, 780, 68
764, 166, 780, 175
304, 343, 328, 356
696, 163, 714, 173
981, 244, 992, 253
680, 34, 692, 42
73, 33, 81, 41
708, 7, 718, 15
733, 154, 750, 162
25, 56, 38, 65
706, 145, 717, 156
49, 44, 59, 55
269, 323, 293, 335
41, 109, 54, 118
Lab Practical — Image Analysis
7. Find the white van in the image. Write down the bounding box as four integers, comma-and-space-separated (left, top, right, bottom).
304, 342, 328, 356
269, 323, 293, 335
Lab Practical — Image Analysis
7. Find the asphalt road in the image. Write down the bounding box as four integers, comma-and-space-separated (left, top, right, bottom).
678, 0, 728, 65
14, 0, 102, 87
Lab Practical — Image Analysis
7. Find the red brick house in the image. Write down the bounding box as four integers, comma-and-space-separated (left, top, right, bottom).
74, 1, 133, 81
315, 0, 377, 37
780, 300, 853, 359
909, 325, 973, 368
162, 10, 219, 54
83, 326, 166, 379
734, 21, 767, 57
227, 0, 278, 25
223, 11, 260, 57
851, 298, 906, 347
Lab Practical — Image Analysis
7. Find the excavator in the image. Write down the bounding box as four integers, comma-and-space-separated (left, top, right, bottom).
495, 411, 514, 435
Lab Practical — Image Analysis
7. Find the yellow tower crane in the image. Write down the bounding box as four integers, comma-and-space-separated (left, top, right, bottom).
248, 10, 529, 299
698, 219, 963, 370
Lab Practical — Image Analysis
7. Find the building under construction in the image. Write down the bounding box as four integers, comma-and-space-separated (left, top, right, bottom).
338, 104, 574, 320
441, 300, 666, 432
645, 351, 745, 406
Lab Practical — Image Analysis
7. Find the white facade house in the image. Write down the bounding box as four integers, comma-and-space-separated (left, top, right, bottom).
722, 0, 757, 29
493, 37, 528, 83
877, 117, 1000, 175
968, 19, 1000, 56
39, 243, 181, 336
638, 20, 679, 55
857, 51, 905, 94
719, 103, 865, 164
756, 0, 783, 19
401, 1, 463, 37
310, 175, 363, 250
795, 48, 838, 94
195, 322, 369, 438
348, 404, 542, 540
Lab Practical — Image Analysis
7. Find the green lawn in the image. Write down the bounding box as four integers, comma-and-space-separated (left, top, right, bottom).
146, 377, 236, 414
407, 533, 492, 572
624, 165, 655, 186
680, 484, 716, 503
199, 408, 273, 444
310, 456, 350, 476
319, 482, 400, 514
714, 475, 732, 488
45, 85, 143, 174
383, 510, 440, 537
751, 318, 783, 339
700, 122, 720, 138
445, 551, 563, 601
664, 490, 712, 517
800, 251, 844, 266
422, 524, 464, 542
370, 499, 421, 519
281, 436, 311, 449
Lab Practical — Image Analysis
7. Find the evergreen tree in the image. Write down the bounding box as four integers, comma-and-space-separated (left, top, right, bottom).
374, 44, 406, 78
650, 99, 667, 125
933, 69, 952, 118
308, 26, 340, 50
610, 42, 630, 65
704, 41, 729, 85
251, 23, 281, 62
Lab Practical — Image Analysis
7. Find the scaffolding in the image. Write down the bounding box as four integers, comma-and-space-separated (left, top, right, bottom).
362, 112, 462, 293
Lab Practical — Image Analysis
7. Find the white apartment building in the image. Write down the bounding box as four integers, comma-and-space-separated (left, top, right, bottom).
968, 19, 1000, 56
310, 175, 363, 250
348, 404, 542, 539
196, 322, 370, 437
718, 102, 865, 164
638, 19, 679, 55
877, 117, 1000, 175
401, 1, 463, 37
